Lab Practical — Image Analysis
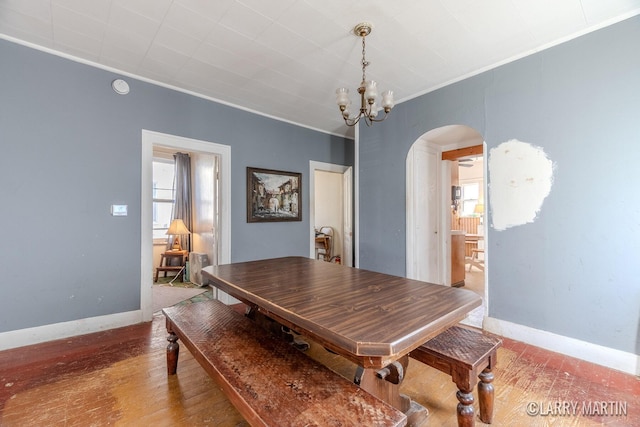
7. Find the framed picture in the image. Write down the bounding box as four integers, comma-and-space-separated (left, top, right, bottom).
247, 167, 301, 222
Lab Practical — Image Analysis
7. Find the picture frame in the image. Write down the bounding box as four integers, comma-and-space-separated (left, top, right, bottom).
247, 167, 301, 222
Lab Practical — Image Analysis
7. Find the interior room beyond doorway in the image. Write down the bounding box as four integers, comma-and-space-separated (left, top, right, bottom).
450, 153, 485, 328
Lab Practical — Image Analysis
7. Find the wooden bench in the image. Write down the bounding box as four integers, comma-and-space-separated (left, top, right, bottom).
409, 326, 501, 427
163, 299, 407, 427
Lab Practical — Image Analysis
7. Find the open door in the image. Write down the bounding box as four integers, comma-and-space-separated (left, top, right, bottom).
309, 161, 353, 267
406, 143, 441, 283
342, 167, 353, 267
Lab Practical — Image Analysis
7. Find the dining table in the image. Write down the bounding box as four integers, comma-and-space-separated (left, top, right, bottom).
202, 256, 482, 425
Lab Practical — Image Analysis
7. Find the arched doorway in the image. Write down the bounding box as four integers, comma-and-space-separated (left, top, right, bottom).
406, 125, 486, 327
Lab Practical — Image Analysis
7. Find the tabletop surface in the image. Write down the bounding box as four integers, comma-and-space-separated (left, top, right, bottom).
202, 257, 481, 367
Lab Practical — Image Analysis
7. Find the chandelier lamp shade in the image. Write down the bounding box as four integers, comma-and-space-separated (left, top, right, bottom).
336, 22, 394, 127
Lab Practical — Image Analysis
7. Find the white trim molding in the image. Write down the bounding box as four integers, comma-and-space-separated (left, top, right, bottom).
141, 130, 231, 318
0, 311, 143, 351
484, 317, 640, 376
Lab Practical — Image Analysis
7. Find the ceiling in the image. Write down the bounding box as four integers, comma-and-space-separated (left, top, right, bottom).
1, 0, 639, 139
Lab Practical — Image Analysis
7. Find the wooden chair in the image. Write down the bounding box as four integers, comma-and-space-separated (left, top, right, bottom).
467, 248, 484, 272
315, 226, 333, 261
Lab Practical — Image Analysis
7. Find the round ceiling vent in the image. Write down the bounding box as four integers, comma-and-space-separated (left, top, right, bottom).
111, 79, 130, 95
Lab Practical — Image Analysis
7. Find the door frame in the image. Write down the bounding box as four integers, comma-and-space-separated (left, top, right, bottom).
141, 130, 231, 321
406, 128, 485, 288
309, 161, 353, 266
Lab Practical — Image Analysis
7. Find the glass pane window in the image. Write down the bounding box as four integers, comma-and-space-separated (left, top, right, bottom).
461, 183, 479, 217
153, 159, 175, 240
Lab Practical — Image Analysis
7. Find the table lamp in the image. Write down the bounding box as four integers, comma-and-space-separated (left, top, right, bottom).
166, 218, 190, 251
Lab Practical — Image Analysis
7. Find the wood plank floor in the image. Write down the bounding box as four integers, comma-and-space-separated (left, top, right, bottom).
1, 308, 638, 426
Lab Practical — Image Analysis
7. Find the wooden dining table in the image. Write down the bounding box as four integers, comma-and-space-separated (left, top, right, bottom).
202, 256, 482, 425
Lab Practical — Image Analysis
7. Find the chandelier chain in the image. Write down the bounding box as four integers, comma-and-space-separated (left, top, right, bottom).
361, 35, 367, 83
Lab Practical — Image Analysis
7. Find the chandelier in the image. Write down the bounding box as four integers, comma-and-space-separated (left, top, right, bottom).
336, 23, 394, 127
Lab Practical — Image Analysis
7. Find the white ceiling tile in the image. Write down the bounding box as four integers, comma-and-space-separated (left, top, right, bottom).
102, 26, 151, 56
2, 0, 639, 137
257, 22, 319, 58
303, 0, 408, 29
178, 58, 250, 88
193, 42, 262, 78
134, 65, 179, 84
174, 0, 236, 22
0, 27, 54, 49
236, 0, 298, 21
52, 0, 112, 23
511, 0, 586, 43
52, 4, 107, 41
248, 68, 303, 93
581, 0, 640, 24
99, 56, 135, 74
146, 43, 189, 69
202, 24, 292, 70
176, 58, 222, 81
154, 26, 201, 58
218, 2, 273, 39
1, 0, 52, 22
138, 55, 185, 79
162, 2, 216, 41
108, 3, 161, 40
53, 39, 101, 62
276, 1, 343, 45
99, 43, 144, 69
0, 5, 52, 40
445, 0, 534, 48
295, 48, 348, 79
53, 25, 102, 55
112, 0, 172, 23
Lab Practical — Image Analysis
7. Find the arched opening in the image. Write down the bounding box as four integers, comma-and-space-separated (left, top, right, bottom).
406, 125, 486, 328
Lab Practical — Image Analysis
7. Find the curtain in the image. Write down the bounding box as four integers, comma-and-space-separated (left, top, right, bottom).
167, 152, 192, 252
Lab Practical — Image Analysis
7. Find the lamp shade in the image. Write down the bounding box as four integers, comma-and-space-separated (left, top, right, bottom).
473, 204, 485, 215
166, 218, 190, 235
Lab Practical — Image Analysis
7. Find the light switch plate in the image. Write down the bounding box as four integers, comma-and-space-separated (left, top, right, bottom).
111, 204, 128, 216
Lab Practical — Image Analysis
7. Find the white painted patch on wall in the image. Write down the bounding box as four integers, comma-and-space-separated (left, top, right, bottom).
489, 139, 554, 231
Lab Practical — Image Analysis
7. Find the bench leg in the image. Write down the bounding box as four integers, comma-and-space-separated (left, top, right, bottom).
456, 389, 475, 427
167, 332, 180, 375
478, 368, 495, 423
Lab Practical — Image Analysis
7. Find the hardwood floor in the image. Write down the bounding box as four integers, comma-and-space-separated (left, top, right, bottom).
1, 308, 638, 426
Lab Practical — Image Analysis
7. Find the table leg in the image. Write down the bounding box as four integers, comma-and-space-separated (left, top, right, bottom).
166, 331, 179, 375
355, 356, 429, 427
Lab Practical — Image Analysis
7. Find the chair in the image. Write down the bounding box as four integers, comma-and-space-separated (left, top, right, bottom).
315, 226, 333, 261
467, 249, 484, 272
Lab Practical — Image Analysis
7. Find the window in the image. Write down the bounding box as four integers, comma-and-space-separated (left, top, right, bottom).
460, 183, 479, 217
153, 158, 175, 241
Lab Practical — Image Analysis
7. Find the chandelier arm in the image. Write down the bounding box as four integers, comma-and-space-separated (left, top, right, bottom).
343, 115, 362, 127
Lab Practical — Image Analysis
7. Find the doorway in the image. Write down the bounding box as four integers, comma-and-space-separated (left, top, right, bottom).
405, 125, 486, 328
309, 162, 353, 267
141, 130, 231, 321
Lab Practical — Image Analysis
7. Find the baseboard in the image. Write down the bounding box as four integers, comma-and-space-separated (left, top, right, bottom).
484, 316, 639, 376
0, 310, 144, 351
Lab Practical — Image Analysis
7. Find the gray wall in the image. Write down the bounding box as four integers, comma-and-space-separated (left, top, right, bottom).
359, 16, 640, 355
0, 39, 352, 333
